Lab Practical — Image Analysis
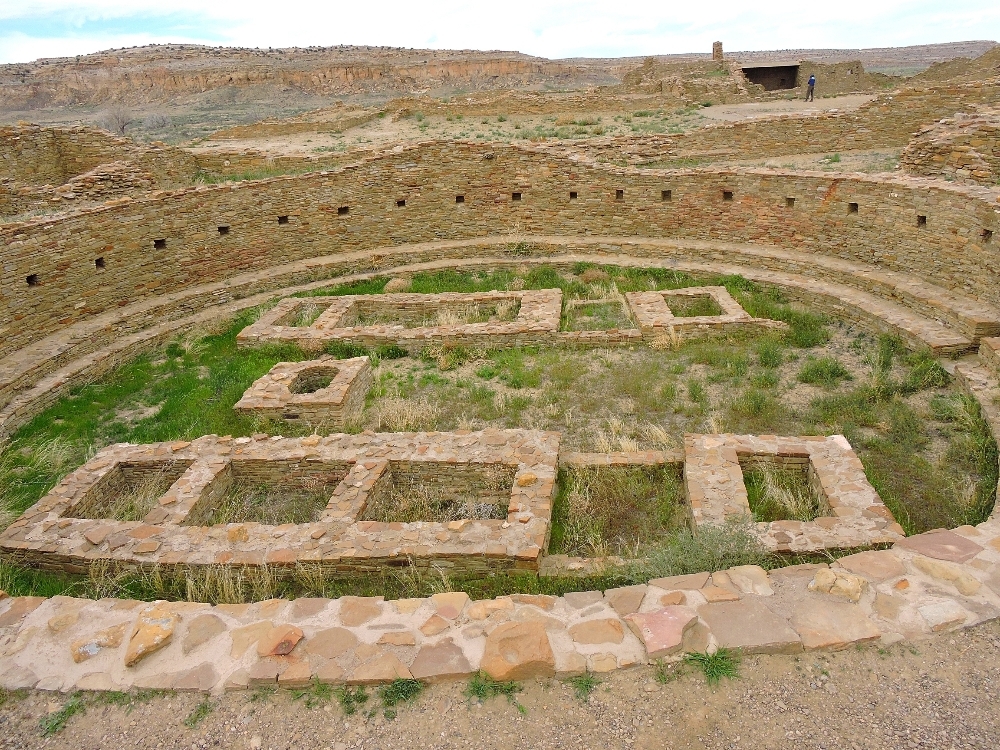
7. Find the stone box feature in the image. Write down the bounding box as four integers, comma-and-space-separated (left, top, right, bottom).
0, 429, 560, 576
236, 290, 562, 353
233, 355, 372, 427
625, 286, 787, 341
684, 433, 905, 552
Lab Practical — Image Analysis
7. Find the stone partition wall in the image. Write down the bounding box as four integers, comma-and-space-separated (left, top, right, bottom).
684, 434, 905, 552
237, 290, 562, 353
625, 285, 788, 340
0, 430, 560, 576
3, 139, 1000, 359
901, 109, 1000, 186
233, 356, 372, 426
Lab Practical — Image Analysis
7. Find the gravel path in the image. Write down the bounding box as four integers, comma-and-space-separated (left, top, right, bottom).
2, 619, 998, 750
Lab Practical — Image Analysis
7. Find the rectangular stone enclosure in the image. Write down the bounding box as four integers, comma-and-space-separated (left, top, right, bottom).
233, 356, 372, 427
684, 433, 905, 552
625, 286, 788, 341
0, 430, 560, 576
237, 290, 562, 353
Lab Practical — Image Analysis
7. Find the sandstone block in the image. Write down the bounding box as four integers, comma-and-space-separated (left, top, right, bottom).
790, 600, 881, 650
71, 623, 128, 663
568, 618, 625, 645
431, 592, 470, 620
277, 660, 312, 688
727, 565, 773, 596
562, 591, 604, 609
339, 597, 383, 626
420, 614, 451, 636
649, 572, 711, 591
378, 631, 417, 646
125, 603, 181, 667
306, 627, 358, 659
699, 599, 801, 654
0, 596, 45, 627
480, 621, 555, 680
257, 624, 304, 657
896, 529, 983, 563
911, 556, 981, 596
349, 653, 412, 684
624, 607, 698, 658
917, 600, 968, 632
183, 614, 227, 655
808, 569, 867, 602
230, 621, 273, 658
409, 638, 474, 681
173, 663, 219, 692
835, 550, 905, 582
604, 585, 647, 616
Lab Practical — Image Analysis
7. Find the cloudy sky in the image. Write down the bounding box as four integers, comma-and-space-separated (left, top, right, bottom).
2, 0, 999, 65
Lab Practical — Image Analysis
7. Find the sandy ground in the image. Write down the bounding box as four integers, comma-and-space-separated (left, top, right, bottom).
2, 618, 997, 750
699, 94, 876, 121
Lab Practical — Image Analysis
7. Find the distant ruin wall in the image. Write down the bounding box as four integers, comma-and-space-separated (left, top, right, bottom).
901, 109, 1000, 186
2, 139, 999, 360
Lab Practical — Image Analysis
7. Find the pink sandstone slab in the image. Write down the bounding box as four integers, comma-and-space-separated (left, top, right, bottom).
835, 550, 906, 582
896, 529, 984, 563
624, 607, 698, 658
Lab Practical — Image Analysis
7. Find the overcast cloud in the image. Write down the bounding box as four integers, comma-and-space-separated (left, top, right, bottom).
1, 0, 999, 65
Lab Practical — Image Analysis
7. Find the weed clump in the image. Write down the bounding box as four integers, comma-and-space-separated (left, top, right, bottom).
465, 672, 526, 714
684, 648, 741, 685
566, 673, 601, 700
797, 356, 852, 388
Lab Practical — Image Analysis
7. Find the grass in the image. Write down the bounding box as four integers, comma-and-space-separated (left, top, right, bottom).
684, 649, 741, 685
565, 673, 601, 700
465, 672, 526, 714
797, 356, 852, 388
378, 678, 423, 719
0, 687, 27, 709
744, 464, 828, 522
183, 697, 214, 728
550, 465, 687, 556
39, 693, 86, 736
290, 678, 333, 709
336, 685, 369, 715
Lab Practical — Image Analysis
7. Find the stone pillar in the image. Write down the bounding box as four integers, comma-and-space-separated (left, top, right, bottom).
712, 41, 723, 62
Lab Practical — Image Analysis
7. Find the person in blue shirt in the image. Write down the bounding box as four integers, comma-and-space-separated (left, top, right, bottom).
806, 74, 816, 102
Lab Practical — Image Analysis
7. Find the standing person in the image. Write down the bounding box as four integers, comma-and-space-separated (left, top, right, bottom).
806, 74, 816, 102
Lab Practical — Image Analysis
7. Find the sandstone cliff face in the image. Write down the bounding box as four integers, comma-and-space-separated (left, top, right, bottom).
0, 45, 612, 109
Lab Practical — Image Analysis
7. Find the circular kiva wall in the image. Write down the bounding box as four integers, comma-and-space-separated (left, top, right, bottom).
2, 141, 1000, 441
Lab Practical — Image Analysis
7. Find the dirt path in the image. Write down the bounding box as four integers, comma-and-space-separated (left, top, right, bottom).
700, 94, 876, 121
2, 618, 997, 750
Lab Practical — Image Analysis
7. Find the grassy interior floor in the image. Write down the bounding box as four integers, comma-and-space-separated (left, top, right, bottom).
0, 263, 996, 602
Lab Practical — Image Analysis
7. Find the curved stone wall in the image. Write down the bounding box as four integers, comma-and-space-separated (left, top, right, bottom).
3, 140, 1000, 361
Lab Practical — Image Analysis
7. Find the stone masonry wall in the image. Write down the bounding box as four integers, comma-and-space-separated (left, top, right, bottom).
901, 109, 1000, 186
2, 139, 999, 360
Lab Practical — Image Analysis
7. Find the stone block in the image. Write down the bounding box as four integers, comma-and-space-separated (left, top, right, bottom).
790, 600, 881, 650
624, 607, 698, 658
480, 621, 555, 680
835, 550, 905, 582
896, 529, 984, 563
568, 618, 625, 645
699, 599, 802, 654
409, 638, 475, 682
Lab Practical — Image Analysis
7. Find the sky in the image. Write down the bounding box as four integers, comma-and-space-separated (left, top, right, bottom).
1, 0, 999, 65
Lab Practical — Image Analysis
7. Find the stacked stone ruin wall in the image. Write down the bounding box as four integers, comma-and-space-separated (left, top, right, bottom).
3, 140, 1000, 360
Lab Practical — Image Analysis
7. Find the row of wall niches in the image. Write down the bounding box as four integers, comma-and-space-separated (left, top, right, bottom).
17, 194, 997, 285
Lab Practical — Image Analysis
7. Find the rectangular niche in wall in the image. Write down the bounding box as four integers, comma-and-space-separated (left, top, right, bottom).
153, 239, 167, 249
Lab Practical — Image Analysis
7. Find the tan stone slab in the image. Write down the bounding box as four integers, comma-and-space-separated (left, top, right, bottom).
895, 529, 984, 563
409, 638, 475, 682
480, 621, 555, 680
790, 600, 881, 650
836, 550, 906, 582
699, 599, 802, 654
568, 618, 625, 645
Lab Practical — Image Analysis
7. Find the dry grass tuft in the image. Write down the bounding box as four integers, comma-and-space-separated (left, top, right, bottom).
384, 277, 412, 293
372, 397, 438, 432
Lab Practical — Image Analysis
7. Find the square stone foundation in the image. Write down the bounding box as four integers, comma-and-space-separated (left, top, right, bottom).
625, 286, 787, 341
237, 290, 562, 353
233, 356, 372, 427
0, 430, 560, 576
683, 433, 905, 552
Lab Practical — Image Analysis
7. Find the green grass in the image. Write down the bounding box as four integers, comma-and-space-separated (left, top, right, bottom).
465, 672, 526, 714
683, 648, 741, 685
797, 357, 852, 388
183, 698, 214, 728
336, 685, 369, 715
39, 693, 86, 736
550, 465, 687, 556
290, 678, 334, 709
0, 687, 28, 709
565, 673, 601, 700
378, 678, 423, 718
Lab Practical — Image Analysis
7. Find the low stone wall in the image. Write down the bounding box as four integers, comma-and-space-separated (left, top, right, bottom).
981, 337, 1000, 375
684, 434, 905, 552
0, 430, 559, 576
237, 289, 562, 353
901, 109, 1000, 186
1, 522, 998, 692
233, 356, 372, 427
625, 285, 788, 340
